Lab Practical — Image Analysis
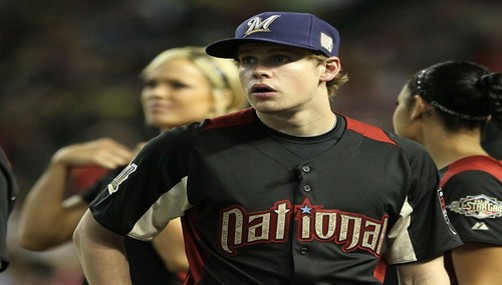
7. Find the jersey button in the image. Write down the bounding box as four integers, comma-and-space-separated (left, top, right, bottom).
302, 185, 311, 192
302, 165, 311, 173
299, 247, 309, 255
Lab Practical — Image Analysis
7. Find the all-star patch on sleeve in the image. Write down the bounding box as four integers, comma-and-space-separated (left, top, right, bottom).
440, 156, 502, 245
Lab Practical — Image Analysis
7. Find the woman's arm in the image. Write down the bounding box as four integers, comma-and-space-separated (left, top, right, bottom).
17, 138, 133, 250
152, 217, 189, 273
396, 256, 450, 285
452, 242, 502, 285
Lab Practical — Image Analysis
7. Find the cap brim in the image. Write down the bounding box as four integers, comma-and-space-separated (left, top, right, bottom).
206, 38, 320, 59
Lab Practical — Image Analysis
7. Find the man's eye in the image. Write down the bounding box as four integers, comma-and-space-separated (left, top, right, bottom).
272, 55, 289, 63
238, 56, 254, 65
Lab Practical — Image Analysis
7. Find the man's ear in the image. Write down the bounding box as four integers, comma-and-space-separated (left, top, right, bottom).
320, 56, 341, 82
411, 95, 428, 119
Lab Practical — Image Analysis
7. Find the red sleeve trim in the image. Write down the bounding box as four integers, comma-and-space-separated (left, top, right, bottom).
345, 116, 396, 145
441, 156, 502, 187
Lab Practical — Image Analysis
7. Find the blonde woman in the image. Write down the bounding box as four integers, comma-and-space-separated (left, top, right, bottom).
17, 46, 246, 285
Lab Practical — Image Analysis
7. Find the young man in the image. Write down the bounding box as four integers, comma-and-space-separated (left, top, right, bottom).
73, 12, 461, 284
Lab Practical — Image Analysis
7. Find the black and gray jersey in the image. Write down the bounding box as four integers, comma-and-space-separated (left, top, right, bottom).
441, 155, 502, 285
90, 107, 461, 285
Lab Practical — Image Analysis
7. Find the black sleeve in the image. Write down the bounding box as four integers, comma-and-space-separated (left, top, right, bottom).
444, 171, 502, 245
386, 136, 462, 264
89, 125, 195, 238
79, 168, 124, 204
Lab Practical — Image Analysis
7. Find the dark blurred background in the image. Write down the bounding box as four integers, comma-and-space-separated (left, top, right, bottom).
0, 0, 501, 284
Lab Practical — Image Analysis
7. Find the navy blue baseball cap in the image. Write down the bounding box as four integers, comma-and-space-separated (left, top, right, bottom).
206, 12, 340, 58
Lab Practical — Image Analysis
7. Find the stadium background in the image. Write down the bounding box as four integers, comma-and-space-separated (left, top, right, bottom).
0, 0, 501, 283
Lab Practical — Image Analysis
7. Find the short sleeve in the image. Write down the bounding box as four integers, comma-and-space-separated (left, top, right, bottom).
444, 171, 502, 245
89, 126, 194, 240
386, 146, 461, 264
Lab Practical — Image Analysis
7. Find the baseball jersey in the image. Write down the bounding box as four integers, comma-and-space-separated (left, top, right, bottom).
90, 108, 461, 285
440, 155, 502, 285
0, 147, 17, 273
81, 169, 183, 285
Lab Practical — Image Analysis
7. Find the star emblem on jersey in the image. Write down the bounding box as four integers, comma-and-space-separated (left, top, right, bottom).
294, 198, 321, 219
300, 205, 312, 214
447, 194, 502, 219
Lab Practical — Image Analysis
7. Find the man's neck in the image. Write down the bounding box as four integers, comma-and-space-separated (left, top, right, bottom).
256, 108, 336, 137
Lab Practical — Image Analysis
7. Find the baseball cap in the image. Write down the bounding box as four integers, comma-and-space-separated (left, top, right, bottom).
206, 12, 340, 58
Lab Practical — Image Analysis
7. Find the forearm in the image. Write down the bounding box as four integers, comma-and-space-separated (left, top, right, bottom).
74, 210, 132, 285
398, 273, 450, 285
17, 163, 78, 249
452, 243, 502, 285
397, 256, 450, 285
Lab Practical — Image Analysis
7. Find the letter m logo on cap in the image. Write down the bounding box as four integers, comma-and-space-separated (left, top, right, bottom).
244, 15, 281, 36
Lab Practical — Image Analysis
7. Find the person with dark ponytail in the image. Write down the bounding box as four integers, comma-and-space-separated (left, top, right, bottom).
393, 60, 502, 285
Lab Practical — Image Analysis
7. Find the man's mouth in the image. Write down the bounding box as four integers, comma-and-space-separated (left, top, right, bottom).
251, 83, 275, 93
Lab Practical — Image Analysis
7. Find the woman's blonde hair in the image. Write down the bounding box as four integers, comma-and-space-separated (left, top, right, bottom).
141, 46, 247, 116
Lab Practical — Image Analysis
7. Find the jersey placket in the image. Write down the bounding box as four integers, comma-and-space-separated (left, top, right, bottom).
291, 162, 319, 283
